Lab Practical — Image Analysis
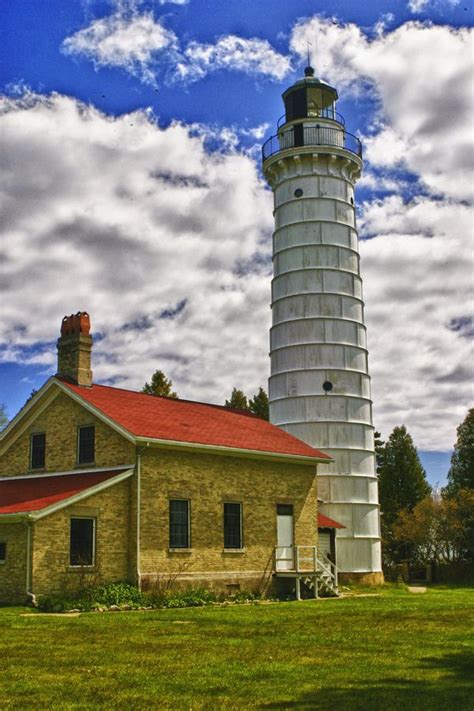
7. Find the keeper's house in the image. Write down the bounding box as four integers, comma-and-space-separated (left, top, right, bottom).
0, 313, 337, 604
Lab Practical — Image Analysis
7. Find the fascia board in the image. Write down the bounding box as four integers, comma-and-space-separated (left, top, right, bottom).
30, 467, 135, 521
134, 436, 331, 465
0, 379, 61, 455
54, 380, 136, 444
0, 464, 135, 483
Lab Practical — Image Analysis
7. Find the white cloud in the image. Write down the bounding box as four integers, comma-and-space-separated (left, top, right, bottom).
62, 9, 291, 85
359, 195, 473, 449
62, 11, 178, 84
0, 92, 273, 404
175, 35, 291, 82
289, 16, 473, 449
407, 0, 460, 13
290, 18, 474, 201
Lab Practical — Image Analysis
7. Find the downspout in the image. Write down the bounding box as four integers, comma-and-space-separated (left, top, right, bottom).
25, 520, 36, 606
135, 444, 149, 591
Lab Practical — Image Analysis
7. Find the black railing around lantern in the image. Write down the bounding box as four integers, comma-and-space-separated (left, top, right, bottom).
277, 109, 346, 128
262, 124, 362, 162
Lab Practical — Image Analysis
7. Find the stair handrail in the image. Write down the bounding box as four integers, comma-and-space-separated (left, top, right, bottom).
316, 552, 340, 588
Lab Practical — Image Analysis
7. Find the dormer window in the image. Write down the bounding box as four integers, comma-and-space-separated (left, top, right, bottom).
30, 433, 46, 469
78, 425, 95, 464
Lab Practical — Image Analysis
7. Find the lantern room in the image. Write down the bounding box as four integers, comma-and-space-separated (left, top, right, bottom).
281, 65, 341, 125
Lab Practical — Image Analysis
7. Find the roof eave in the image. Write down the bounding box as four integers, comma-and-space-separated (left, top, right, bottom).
134, 435, 332, 465
0, 467, 135, 522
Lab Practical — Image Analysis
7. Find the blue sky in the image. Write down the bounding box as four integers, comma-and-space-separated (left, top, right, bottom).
1, 0, 473, 486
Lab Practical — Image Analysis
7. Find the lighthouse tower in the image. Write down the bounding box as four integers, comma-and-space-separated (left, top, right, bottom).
262, 66, 383, 583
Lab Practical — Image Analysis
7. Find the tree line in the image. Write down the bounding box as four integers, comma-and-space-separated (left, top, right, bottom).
377, 410, 474, 573
142, 370, 269, 420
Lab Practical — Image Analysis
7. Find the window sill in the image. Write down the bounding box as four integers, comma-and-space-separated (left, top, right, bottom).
0, 561, 5, 565
68, 565, 96, 571
223, 549, 246, 554
168, 548, 193, 554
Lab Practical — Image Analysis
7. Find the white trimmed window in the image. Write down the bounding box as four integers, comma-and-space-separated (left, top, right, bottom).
70, 518, 95, 567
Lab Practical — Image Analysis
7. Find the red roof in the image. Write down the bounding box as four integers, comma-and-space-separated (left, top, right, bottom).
318, 513, 345, 529
0, 469, 129, 515
60, 381, 331, 461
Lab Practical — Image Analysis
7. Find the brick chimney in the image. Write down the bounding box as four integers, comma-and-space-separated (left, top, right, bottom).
57, 312, 93, 387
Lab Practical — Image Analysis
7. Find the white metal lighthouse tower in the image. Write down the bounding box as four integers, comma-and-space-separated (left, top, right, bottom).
263, 66, 383, 582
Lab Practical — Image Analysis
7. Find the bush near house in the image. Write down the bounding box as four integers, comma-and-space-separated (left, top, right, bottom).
37, 583, 262, 612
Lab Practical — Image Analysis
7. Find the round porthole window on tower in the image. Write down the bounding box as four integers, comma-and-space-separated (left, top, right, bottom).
294, 188, 303, 198
323, 381, 333, 392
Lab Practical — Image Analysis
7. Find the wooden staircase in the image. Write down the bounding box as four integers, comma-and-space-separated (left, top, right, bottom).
274, 546, 341, 599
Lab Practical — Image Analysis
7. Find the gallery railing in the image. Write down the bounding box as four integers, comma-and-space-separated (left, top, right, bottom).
262, 124, 362, 162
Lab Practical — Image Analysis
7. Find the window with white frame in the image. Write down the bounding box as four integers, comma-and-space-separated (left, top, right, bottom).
70, 518, 95, 567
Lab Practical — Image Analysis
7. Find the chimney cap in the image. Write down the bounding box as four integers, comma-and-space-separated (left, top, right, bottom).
60, 311, 91, 337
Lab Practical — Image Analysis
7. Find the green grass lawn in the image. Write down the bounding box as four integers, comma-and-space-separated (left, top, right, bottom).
0, 585, 473, 710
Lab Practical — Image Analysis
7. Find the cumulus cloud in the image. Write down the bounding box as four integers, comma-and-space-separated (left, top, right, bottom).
291, 18, 474, 201
62, 11, 178, 84
62, 7, 291, 85
0, 92, 273, 403
289, 16, 473, 448
175, 35, 291, 82
407, 0, 460, 12
360, 195, 473, 448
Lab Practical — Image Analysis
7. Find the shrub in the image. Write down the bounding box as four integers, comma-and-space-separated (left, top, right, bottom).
38, 583, 268, 612
144, 587, 217, 609
38, 582, 145, 612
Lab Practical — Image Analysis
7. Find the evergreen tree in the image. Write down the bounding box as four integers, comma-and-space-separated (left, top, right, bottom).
224, 388, 249, 411
444, 409, 474, 495
0, 404, 7, 431
379, 425, 431, 528
249, 387, 269, 420
142, 370, 178, 398
378, 425, 431, 565
374, 430, 385, 476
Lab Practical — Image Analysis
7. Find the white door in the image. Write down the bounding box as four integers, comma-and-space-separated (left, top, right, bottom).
276, 504, 294, 571
318, 531, 332, 560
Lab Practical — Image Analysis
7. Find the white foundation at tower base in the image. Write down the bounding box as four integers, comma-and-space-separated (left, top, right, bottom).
265, 139, 382, 577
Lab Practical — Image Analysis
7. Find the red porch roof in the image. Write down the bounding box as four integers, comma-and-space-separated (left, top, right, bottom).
0, 468, 129, 515
60, 381, 331, 461
318, 513, 345, 529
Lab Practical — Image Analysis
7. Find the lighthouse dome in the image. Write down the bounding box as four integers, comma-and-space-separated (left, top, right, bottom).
282, 66, 339, 125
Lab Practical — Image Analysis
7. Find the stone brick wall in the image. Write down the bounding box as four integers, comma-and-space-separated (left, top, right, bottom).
0, 385, 321, 600
138, 448, 318, 594
57, 333, 93, 387
0, 523, 28, 604
32, 479, 131, 598
0, 389, 135, 477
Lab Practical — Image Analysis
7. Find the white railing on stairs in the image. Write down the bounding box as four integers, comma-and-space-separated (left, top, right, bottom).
274, 545, 340, 589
